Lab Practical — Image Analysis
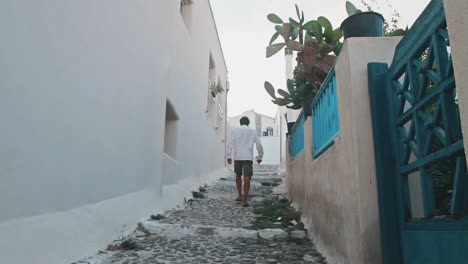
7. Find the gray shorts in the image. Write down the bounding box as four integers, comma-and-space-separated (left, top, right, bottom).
234, 160, 253, 177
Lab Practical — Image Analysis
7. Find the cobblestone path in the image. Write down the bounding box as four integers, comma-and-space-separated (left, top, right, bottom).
73, 165, 326, 264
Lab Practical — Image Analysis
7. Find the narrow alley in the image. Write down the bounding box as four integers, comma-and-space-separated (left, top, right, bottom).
73, 166, 326, 264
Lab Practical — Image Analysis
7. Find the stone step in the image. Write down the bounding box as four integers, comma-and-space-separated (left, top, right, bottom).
137, 220, 307, 241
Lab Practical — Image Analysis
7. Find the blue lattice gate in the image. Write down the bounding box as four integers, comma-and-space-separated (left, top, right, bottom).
368, 0, 468, 263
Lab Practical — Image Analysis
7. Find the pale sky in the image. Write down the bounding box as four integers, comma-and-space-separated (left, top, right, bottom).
210, 0, 430, 118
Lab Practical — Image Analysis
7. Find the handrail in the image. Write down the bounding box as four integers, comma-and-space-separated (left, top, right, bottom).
312, 66, 340, 158
290, 110, 305, 159
312, 66, 336, 107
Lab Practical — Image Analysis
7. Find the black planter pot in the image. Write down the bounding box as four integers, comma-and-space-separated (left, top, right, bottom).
340, 12, 384, 39
302, 95, 314, 117
287, 122, 295, 135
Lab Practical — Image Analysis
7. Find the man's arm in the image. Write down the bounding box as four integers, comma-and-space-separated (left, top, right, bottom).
254, 133, 264, 163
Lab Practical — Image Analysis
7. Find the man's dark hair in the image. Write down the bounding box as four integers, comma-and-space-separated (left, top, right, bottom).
240, 116, 250, 126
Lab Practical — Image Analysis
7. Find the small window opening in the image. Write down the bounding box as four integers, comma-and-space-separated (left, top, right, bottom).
164, 100, 179, 159
266, 127, 274, 136
180, 0, 193, 31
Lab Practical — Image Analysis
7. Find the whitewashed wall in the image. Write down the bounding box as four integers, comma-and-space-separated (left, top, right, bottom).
228, 110, 258, 133
0, 0, 227, 263
229, 110, 278, 136
260, 115, 277, 136
228, 111, 280, 164
256, 136, 281, 164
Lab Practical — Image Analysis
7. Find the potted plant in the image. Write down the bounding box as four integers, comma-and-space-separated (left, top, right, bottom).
340, 1, 384, 39
209, 81, 224, 98
360, 0, 408, 37
264, 4, 342, 116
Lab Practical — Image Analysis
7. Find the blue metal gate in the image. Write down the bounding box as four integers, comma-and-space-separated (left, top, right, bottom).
368, 0, 468, 263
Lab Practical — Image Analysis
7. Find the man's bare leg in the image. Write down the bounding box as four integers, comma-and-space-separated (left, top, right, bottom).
242, 176, 251, 207
236, 176, 242, 201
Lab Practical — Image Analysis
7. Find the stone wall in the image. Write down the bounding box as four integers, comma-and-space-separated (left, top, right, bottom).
286, 37, 401, 264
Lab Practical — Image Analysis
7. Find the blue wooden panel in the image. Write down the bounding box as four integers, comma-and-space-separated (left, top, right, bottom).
402, 227, 468, 264
290, 111, 305, 159
312, 68, 339, 158
368, 62, 403, 264
368, 0, 468, 263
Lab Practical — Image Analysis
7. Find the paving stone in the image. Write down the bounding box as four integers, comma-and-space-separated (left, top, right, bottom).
258, 229, 288, 240
290, 230, 307, 239
72, 166, 327, 264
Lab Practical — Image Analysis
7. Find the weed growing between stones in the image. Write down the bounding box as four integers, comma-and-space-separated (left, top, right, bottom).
150, 214, 166, 221
119, 239, 138, 250
252, 199, 303, 230
199, 186, 208, 193
273, 178, 283, 183
107, 225, 139, 251
192, 191, 205, 199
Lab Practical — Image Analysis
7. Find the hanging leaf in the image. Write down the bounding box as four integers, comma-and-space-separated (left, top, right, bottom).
295, 4, 301, 21
287, 79, 295, 95
318, 17, 332, 32
277, 89, 292, 98
303, 20, 317, 31
291, 93, 302, 105
267, 13, 283, 24
264, 81, 277, 99
287, 104, 303, 110
286, 40, 303, 51
304, 21, 322, 43
346, 1, 362, 16
296, 83, 306, 97
304, 33, 313, 43
289, 18, 301, 29
333, 42, 343, 56
324, 28, 334, 43
266, 43, 286, 58
291, 28, 299, 41
275, 25, 284, 35
269, 32, 280, 45
275, 98, 291, 106
331, 28, 343, 43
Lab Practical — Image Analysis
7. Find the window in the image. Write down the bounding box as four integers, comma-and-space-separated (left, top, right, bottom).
267, 127, 274, 136
164, 100, 179, 159
180, 0, 193, 31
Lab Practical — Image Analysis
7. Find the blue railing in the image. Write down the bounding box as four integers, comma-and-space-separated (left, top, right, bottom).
312, 67, 340, 158
290, 111, 305, 159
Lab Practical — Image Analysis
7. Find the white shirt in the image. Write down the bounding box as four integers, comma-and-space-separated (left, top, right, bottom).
226, 125, 264, 161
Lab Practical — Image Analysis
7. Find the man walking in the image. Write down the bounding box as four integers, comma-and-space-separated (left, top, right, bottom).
226, 116, 264, 207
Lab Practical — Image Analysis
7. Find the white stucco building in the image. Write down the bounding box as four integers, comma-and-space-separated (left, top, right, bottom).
228, 110, 280, 164
229, 110, 277, 137
0, 1, 228, 263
